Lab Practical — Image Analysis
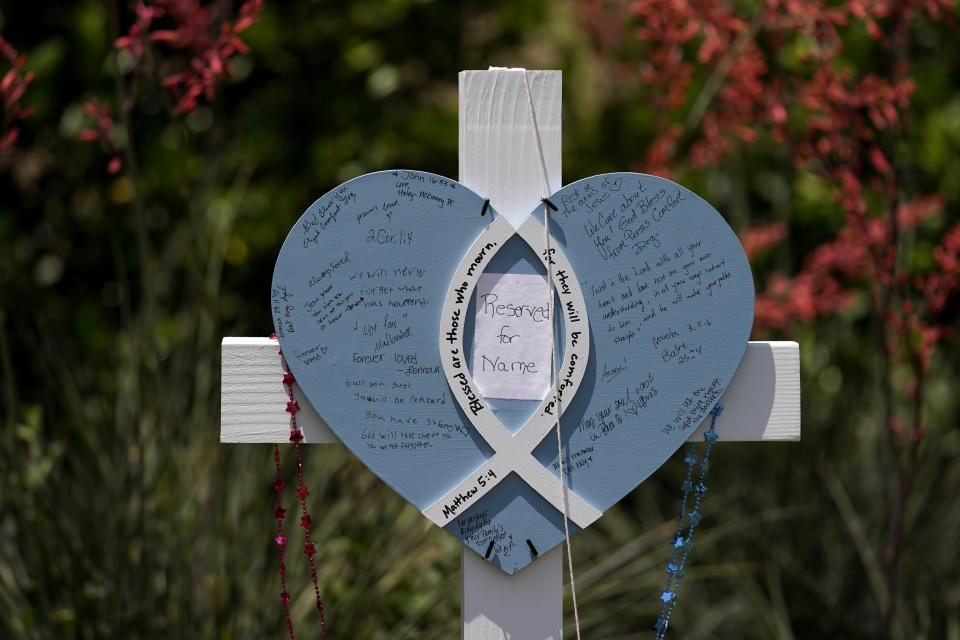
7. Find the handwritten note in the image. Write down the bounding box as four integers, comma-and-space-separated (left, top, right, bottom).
471, 273, 552, 400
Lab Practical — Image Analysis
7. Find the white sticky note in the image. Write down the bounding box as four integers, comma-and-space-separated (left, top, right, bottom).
472, 273, 552, 400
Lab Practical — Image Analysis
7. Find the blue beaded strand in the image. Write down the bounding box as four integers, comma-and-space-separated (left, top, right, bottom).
654, 404, 723, 638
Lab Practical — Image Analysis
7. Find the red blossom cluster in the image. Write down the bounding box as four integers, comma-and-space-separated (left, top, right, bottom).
921, 222, 960, 316
114, 1, 166, 60
583, 0, 951, 176
753, 195, 944, 333
739, 221, 787, 261
906, 220, 960, 373
0, 13, 35, 150
77, 98, 114, 142
115, 0, 265, 114
77, 99, 123, 174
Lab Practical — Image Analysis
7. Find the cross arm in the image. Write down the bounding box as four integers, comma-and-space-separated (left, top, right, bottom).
220, 338, 800, 444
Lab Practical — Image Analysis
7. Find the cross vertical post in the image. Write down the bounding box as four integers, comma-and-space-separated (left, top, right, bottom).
457, 69, 565, 640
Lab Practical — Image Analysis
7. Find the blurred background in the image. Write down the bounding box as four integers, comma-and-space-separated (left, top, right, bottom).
1, 1, 959, 638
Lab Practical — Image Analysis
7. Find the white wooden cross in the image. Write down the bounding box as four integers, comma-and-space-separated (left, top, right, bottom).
220, 69, 801, 640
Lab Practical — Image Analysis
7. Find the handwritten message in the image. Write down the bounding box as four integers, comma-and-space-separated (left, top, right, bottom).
471, 273, 552, 401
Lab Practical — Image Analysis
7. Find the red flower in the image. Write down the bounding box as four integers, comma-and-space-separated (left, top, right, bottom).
115, 0, 265, 114
76, 99, 120, 175
739, 222, 787, 260
0, 17, 35, 150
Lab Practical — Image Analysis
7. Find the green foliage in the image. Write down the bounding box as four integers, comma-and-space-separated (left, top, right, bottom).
0, 1, 958, 639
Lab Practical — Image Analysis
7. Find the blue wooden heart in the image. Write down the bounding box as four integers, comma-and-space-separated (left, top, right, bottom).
272, 170, 754, 574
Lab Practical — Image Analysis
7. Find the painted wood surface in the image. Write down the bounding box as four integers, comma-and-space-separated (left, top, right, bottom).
459, 69, 562, 229
462, 546, 562, 640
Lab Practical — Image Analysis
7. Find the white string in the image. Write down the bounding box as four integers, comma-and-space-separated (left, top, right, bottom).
520, 70, 551, 203
520, 69, 583, 640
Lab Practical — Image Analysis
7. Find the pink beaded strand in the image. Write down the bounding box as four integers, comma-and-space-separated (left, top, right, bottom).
272, 443, 295, 639
273, 335, 329, 639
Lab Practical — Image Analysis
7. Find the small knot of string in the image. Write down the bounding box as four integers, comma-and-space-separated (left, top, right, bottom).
520, 69, 582, 640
